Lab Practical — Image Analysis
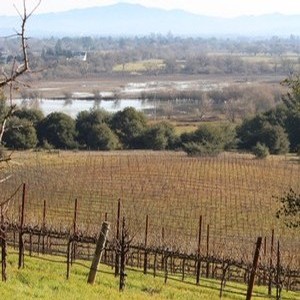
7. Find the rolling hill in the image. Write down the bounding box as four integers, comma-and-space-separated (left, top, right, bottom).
0, 3, 299, 37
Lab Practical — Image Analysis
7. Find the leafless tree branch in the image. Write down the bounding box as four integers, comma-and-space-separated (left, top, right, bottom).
0, 0, 41, 88
0, 0, 41, 146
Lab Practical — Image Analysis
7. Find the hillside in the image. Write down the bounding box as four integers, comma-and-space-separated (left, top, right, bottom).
0, 3, 299, 37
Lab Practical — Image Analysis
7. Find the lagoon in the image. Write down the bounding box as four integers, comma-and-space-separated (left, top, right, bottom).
13, 98, 155, 118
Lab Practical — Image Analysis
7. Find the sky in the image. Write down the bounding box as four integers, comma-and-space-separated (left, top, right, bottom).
1, 0, 300, 17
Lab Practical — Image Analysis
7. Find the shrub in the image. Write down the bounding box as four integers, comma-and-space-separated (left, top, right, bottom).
76, 109, 111, 147
237, 115, 290, 154
3, 117, 38, 149
37, 112, 77, 149
252, 142, 269, 159
110, 107, 148, 149
275, 188, 300, 228
181, 123, 236, 156
142, 122, 179, 150
13, 108, 44, 127
85, 123, 120, 150
182, 141, 222, 157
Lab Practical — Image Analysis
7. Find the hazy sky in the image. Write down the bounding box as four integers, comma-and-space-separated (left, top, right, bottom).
1, 0, 300, 17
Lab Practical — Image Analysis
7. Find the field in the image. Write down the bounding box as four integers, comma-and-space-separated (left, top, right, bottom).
2, 251, 298, 300
113, 59, 165, 73
2, 151, 300, 263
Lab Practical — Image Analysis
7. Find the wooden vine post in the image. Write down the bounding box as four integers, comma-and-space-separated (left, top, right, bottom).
87, 221, 110, 284
1, 208, 7, 281
115, 198, 121, 277
143, 215, 149, 274
246, 237, 262, 300
196, 215, 202, 285
42, 199, 46, 254
268, 229, 274, 295
206, 224, 210, 278
18, 183, 26, 269
276, 241, 281, 300
119, 217, 127, 291
71, 198, 78, 263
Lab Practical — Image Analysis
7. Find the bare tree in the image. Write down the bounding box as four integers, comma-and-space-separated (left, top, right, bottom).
0, 0, 41, 153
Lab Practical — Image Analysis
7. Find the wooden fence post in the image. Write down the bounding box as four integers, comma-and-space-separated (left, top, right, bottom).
161, 226, 165, 271
115, 199, 121, 277
206, 224, 210, 278
268, 229, 274, 295
196, 215, 202, 285
263, 236, 267, 285
66, 239, 71, 280
246, 237, 262, 300
18, 183, 26, 269
276, 241, 281, 300
71, 198, 78, 264
1, 209, 7, 282
104, 212, 108, 264
87, 221, 110, 284
42, 200, 46, 254
143, 215, 149, 274
119, 217, 128, 291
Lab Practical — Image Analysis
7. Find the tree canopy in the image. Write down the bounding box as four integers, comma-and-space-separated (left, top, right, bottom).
110, 107, 147, 149
37, 112, 77, 149
275, 188, 300, 228
76, 109, 111, 148
3, 117, 38, 149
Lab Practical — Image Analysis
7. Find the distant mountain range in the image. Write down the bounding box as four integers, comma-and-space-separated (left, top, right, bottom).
0, 3, 299, 37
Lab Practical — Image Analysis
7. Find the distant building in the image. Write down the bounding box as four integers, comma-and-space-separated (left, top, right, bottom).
72, 51, 87, 61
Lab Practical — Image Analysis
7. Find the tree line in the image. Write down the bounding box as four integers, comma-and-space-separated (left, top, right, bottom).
1, 35, 300, 79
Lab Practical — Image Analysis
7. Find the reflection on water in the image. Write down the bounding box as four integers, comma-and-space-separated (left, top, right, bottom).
13, 98, 155, 118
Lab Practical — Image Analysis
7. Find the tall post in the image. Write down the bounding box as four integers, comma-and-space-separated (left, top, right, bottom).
1, 209, 7, 282
87, 222, 110, 284
42, 200, 46, 254
206, 224, 210, 278
71, 198, 78, 264
66, 239, 71, 280
276, 241, 281, 300
196, 215, 202, 285
143, 215, 149, 274
119, 217, 127, 291
115, 198, 121, 277
73, 198, 78, 235
104, 212, 108, 264
268, 229, 274, 295
161, 226, 165, 270
246, 237, 262, 300
18, 183, 26, 269
263, 236, 267, 285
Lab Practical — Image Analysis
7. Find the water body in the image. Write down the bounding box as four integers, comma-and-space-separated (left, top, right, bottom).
13, 98, 154, 118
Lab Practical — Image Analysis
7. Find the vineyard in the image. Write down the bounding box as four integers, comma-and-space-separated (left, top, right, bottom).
1, 151, 300, 296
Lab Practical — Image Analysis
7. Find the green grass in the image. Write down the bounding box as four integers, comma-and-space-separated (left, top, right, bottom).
113, 59, 165, 72
0, 251, 298, 299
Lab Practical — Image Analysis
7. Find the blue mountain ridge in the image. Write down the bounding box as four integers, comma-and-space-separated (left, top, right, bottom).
0, 3, 299, 37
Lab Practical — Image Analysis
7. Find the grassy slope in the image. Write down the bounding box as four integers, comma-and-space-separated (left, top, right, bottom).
1, 251, 298, 300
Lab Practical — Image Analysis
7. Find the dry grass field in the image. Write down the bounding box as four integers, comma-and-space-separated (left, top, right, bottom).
1, 150, 299, 267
